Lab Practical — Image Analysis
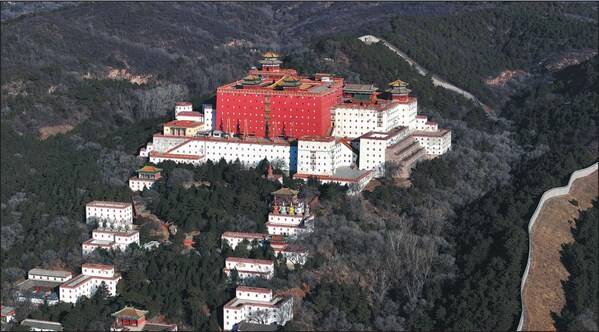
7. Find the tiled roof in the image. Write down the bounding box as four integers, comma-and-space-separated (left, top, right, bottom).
222, 231, 267, 239
137, 165, 162, 173
112, 306, 148, 319
164, 120, 203, 128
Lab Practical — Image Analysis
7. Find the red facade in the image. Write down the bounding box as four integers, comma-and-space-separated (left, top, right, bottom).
216, 77, 343, 139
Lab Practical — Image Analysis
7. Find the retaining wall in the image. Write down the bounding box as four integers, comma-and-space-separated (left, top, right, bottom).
517, 162, 598, 331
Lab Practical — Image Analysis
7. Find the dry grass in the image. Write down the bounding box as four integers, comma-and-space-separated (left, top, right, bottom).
523, 171, 598, 331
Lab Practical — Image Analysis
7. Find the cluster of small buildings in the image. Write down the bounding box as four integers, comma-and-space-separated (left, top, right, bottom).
138, 51, 451, 192
219, 187, 316, 330
82, 201, 140, 255
3, 199, 175, 331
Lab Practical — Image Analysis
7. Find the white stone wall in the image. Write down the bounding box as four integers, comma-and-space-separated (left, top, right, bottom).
28, 272, 72, 283
175, 114, 203, 122
149, 136, 293, 171
413, 132, 451, 155
517, 162, 599, 331
203, 104, 215, 131
358, 138, 386, 176
297, 139, 336, 175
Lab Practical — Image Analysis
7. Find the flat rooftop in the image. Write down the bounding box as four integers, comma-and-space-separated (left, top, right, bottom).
86, 201, 131, 209
21, 319, 63, 331
29, 268, 72, 278
218, 74, 343, 96
83, 238, 114, 246
334, 97, 415, 112
224, 295, 289, 309
343, 83, 378, 93
412, 129, 450, 138
16, 279, 63, 291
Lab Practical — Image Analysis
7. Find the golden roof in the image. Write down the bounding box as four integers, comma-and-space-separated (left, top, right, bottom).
137, 165, 162, 173
262, 51, 280, 58
112, 306, 148, 319
283, 76, 299, 82
388, 79, 408, 87
244, 75, 260, 81
271, 187, 299, 197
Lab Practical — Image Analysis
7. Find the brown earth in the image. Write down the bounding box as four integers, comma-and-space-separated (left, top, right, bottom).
522, 171, 598, 331
38, 124, 75, 140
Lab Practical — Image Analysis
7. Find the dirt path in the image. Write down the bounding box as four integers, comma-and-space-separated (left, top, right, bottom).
522, 170, 598, 331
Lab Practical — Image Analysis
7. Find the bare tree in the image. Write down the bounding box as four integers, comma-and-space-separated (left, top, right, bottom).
247, 308, 271, 325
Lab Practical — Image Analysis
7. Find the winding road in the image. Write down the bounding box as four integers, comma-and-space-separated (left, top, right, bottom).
358, 35, 494, 116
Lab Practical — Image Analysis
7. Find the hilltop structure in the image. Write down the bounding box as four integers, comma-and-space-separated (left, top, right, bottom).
138, 51, 451, 191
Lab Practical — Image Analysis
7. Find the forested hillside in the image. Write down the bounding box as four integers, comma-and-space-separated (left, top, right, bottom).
555, 200, 598, 331
1, 2, 597, 331
383, 2, 598, 105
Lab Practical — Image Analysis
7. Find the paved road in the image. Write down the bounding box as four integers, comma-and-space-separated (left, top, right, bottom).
358, 35, 494, 116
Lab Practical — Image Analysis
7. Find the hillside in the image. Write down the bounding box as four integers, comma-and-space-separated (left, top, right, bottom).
1, 3, 597, 331
1, 2, 470, 136
383, 2, 598, 106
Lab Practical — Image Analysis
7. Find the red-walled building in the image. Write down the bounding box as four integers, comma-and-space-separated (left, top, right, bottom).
215, 52, 344, 139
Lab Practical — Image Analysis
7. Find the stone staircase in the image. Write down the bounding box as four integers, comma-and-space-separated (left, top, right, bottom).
386, 136, 426, 178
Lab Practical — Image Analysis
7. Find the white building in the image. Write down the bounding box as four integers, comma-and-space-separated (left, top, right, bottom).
82, 227, 140, 255
128, 165, 162, 192
332, 97, 418, 138
223, 286, 293, 331
266, 188, 315, 237
293, 136, 372, 192
265, 214, 314, 237
221, 232, 268, 250
175, 111, 204, 123
59, 264, 121, 303
146, 134, 295, 171
203, 104, 215, 131
86, 201, 133, 226
412, 129, 452, 155
223, 257, 274, 280
139, 83, 451, 192
28, 269, 73, 283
